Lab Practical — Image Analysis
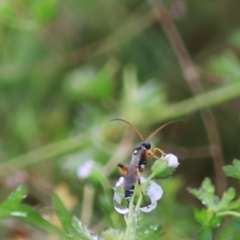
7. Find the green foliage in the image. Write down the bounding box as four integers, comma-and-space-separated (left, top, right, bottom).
52, 194, 73, 233
0, 186, 62, 235
189, 177, 240, 239
64, 61, 116, 103
1, 0, 240, 239
223, 159, 240, 180
31, 0, 59, 24
208, 51, 240, 82
197, 226, 212, 240
150, 157, 176, 179
101, 228, 124, 240
53, 194, 99, 240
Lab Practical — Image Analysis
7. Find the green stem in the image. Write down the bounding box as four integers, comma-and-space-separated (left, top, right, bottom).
124, 174, 158, 239
124, 194, 136, 240
0, 136, 90, 177
217, 211, 240, 218
135, 175, 154, 211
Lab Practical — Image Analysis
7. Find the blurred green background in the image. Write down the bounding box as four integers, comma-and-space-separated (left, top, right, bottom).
1, 0, 240, 239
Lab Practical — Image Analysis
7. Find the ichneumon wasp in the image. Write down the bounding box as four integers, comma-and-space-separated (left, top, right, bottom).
112, 118, 179, 205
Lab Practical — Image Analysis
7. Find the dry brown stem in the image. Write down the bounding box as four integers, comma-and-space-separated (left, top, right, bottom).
148, 0, 227, 195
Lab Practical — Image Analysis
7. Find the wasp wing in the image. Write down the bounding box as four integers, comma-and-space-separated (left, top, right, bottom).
123, 148, 144, 192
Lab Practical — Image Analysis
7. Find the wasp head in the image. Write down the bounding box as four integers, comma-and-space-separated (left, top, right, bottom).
133, 142, 151, 152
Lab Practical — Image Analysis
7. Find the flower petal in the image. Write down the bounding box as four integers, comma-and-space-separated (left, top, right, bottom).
147, 181, 163, 201
164, 154, 179, 168
140, 200, 157, 212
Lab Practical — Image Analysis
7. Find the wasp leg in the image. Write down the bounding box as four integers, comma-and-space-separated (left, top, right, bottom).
136, 168, 149, 208
118, 164, 128, 176
147, 148, 165, 159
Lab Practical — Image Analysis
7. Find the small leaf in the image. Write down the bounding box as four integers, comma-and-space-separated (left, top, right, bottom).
217, 188, 236, 211
198, 226, 212, 240
189, 178, 216, 209
233, 159, 240, 169
201, 178, 215, 209
101, 228, 123, 240
194, 209, 223, 227
226, 199, 240, 210
1, 185, 27, 208
70, 216, 95, 240
136, 224, 163, 240
52, 194, 72, 231
194, 209, 209, 225
223, 159, 240, 180
0, 186, 27, 218
207, 214, 224, 228
188, 188, 202, 200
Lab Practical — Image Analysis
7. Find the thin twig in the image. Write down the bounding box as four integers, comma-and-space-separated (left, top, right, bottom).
81, 184, 95, 226
148, 0, 227, 195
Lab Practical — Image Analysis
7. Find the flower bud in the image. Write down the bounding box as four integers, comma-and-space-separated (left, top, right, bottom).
163, 154, 179, 168
151, 154, 179, 179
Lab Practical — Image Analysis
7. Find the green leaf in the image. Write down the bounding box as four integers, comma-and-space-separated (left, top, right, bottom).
223, 159, 240, 180
101, 229, 117, 240
151, 160, 170, 179
1, 185, 27, 209
70, 216, 96, 240
208, 51, 240, 82
0, 186, 27, 218
188, 188, 202, 200
136, 224, 163, 240
65, 62, 116, 102
9, 204, 62, 234
189, 178, 216, 209
194, 209, 209, 226
227, 199, 240, 210
202, 178, 216, 209
194, 209, 223, 227
52, 195, 96, 240
233, 159, 240, 169
217, 188, 236, 211
0, 186, 62, 235
52, 194, 73, 232
101, 228, 124, 240
198, 226, 212, 240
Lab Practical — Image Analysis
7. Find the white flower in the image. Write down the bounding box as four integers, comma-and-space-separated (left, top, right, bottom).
163, 154, 179, 168
113, 177, 163, 214
140, 180, 163, 213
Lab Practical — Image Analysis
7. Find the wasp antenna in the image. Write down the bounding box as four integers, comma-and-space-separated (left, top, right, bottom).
146, 119, 184, 141
110, 118, 144, 140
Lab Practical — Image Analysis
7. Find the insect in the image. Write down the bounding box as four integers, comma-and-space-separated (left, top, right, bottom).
118, 146, 147, 201
112, 118, 178, 203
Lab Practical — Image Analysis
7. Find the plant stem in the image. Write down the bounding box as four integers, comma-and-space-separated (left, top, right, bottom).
135, 176, 153, 211
217, 211, 240, 218
124, 175, 157, 239
124, 194, 137, 240
148, 0, 227, 196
